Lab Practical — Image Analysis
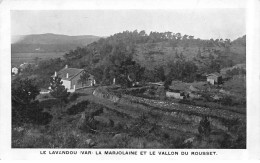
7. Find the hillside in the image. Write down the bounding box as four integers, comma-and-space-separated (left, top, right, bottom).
11, 33, 100, 53
60, 31, 246, 81
134, 36, 246, 70
17, 30, 246, 88
12, 31, 247, 149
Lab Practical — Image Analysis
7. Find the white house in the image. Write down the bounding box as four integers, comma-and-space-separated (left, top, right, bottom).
166, 90, 185, 99
52, 65, 95, 92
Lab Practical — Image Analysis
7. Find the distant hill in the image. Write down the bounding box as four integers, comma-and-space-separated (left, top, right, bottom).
11, 33, 100, 53
61, 30, 246, 75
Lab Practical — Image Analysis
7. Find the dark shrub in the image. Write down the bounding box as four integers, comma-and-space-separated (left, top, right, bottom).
114, 122, 126, 132
39, 98, 58, 109
198, 116, 211, 136
163, 133, 170, 139
33, 112, 53, 125
12, 100, 53, 125
67, 101, 90, 115
220, 95, 233, 106
65, 134, 78, 148
69, 93, 80, 102
109, 119, 115, 127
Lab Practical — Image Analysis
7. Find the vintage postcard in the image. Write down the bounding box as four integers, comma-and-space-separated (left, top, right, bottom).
0, 0, 260, 160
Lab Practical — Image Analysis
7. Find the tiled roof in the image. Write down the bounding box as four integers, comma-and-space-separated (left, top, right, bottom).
207, 72, 222, 77
54, 68, 84, 81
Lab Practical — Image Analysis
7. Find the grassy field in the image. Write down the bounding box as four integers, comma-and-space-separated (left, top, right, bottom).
11, 52, 65, 67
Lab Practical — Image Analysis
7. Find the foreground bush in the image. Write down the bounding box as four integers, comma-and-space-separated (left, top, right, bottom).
66, 101, 90, 115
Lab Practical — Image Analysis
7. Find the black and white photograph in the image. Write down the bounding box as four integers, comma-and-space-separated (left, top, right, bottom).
1, 0, 260, 160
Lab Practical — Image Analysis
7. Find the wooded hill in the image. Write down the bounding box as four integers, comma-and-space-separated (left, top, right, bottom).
63, 30, 246, 68
20, 30, 246, 88
62, 30, 245, 80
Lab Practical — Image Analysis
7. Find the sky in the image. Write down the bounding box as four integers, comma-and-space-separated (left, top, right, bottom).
11, 9, 245, 40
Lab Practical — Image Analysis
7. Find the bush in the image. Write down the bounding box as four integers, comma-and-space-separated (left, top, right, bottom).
220, 95, 233, 106
66, 101, 90, 115
64, 134, 78, 148
198, 116, 211, 136
39, 98, 58, 109
12, 100, 53, 125
69, 93, 80, 102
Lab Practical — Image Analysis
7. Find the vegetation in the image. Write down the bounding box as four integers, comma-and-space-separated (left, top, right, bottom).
164, 54, 198, 89
12, 77, 52, 125
78, 70, 91, 86
198, 117, 211, 136
12, 77, 40, 106
16, 30, 245, 90
11, 30, 246, 149
49, 76, 70, 107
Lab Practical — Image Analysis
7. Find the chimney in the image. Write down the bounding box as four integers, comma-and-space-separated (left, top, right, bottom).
66, 73, 69, 78
54, 71, 57, 77
113, 78, 116, 85
65, 65, 68, 69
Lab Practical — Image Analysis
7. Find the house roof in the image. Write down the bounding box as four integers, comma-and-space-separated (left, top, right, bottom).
206, 72, 222, 77
54, 68, 84, 81
167, 89, 182, 93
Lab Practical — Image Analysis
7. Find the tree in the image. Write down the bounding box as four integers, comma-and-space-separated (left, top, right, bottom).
198, 116, 211, 136
176, 33, 182, 40
144, 66, 165, 82
197, 48, 202, 58
12, 77, 40, 106
166, 56, 198, 83
139, 30, 146, 36
90, 66, 103, 84
78, 70, 90, 87
113, 57, 145, 87
12, 77, 42, 124
49, 76, 70, 107
182, 34, 188, 40
208, 59, 221, 73
188, 35, 194, 40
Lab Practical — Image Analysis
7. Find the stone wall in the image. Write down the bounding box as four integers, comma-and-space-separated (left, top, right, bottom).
93, 88, 120, 103
93, 87, 245, 132
121, 94, 245, 131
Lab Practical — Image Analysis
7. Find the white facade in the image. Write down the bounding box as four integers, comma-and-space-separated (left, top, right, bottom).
61, 79, 75, 92
207, 78, 215, 85
166, 91, 184, 99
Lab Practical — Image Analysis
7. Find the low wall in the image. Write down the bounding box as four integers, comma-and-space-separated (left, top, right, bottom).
121, 94, 245, 131
93, 87, 245, 132
93, 88, 120, 103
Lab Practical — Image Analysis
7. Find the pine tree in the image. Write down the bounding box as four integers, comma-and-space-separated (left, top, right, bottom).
78, 70, 90, 87
50, 76, 70, 107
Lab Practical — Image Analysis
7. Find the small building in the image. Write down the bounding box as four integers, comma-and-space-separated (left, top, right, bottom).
166, 90, 185, 99
206, 72, 222, 85
40, 88, 50, 94
12, 67, 19, 75
189, 92, 202, 99
52, 65, 95, 92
